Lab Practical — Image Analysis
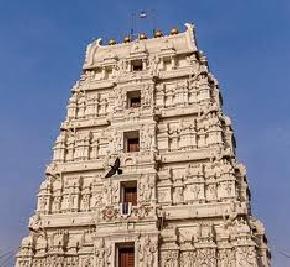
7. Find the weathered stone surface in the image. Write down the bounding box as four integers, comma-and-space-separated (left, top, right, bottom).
16, 23, 270, 267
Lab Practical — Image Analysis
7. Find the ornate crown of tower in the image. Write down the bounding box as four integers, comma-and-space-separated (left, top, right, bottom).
17, 23, 270, 267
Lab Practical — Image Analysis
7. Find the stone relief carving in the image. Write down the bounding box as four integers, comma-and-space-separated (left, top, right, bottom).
236, 246, 257, 266
180, 251, 195, 267
143, 85, 151, 107
196, 248, 216, 266
139, 175, 154, 202
218, 248, 235, 267
101, 206, 117, 221
161, 250, 179, 267
138, 236, 158, 267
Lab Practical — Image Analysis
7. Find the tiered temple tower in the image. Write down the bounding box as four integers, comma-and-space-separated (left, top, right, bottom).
17, 23, 270, 267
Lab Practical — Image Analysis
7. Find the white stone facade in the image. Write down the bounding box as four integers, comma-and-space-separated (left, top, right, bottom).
16, 23, 270, 266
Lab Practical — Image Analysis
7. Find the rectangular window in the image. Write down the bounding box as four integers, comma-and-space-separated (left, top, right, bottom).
131, 59, 143, 71
127, 138, 139, 153
121, 181, 137, 206
163, 57, 172, 71
123, 131, 140, 153
117, 243, 135, 267
130, 97, 141, 108
105, 66, 112, 79
127, 91, 141, 108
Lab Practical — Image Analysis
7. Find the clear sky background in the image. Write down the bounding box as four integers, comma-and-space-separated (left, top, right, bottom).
0, 0, 289, 266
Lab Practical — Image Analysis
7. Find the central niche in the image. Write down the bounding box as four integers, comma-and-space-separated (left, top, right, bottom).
123, 131, 140, 153
127, 90, 141, 108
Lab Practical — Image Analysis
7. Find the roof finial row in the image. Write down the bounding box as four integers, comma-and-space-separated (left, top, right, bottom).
108, 26, 180, 45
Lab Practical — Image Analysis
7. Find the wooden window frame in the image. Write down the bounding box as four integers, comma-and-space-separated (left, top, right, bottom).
116, 242, 135, 267
121, 180, 137, 207
123, 131, 140, 153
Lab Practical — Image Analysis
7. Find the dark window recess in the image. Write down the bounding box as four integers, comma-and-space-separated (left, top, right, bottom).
118, 246, 135, 267
124, 186, 137, 206
121, 181, 137, 206
127, 138, 140, 153
123, 131, 140, 153
132, 60, 143, 71
163, 58, 172, 70
127, 91, 141, 108
105, 67, 112, 79
130, 97, 141, 108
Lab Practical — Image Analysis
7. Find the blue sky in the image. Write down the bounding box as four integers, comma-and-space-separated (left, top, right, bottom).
0, 0, 289, 266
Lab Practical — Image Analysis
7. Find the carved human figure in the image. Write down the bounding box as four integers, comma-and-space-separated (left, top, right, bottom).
162, 251, 179, 267
143, 85, 152, 107
139, 177, 154, 202
207, 184, 216, 201
166, 86, 174, 107
83, 257, 92, 267
104, 187, 115, 207
145, 178, 154, 201
67, 95, 77, 119
95, 249, 105, 266
90, 134, 99, 159
69, 192, 79, 211
225, 182, 233, 196
53, 196, 62, 212
83, 194, 91, 211
99, 94, 107, 116
104, 186, 111, 206
219, 249, 234, 267
236, 246, 256, 266
77, 91, 86, 118
29, 214, 41, 229
196, 249, 216, 267
149, 55, 159, 75
174, 186, 183, 203
192, 184, 200, 200
181, 252, 195, 267
66, 134, 75, 162
38, 196, 45, 211
111, 182, 119, 204
143, 237, 157, 266
105, 245, 112, 265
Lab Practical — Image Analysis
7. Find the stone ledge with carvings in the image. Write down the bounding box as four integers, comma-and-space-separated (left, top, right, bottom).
100, 204, 157, 223
111, 114, 157, 129
61, 116, 110, 129
159, 104, 220, 118
159, 147, 220, 163
161, 201, 248, 220
46, 158, 106, 175
47, 152, 158, 175
115, 70, 155, 83
111, 108, 157, 123
117, 152, 158, 168
76, 78, 116, 91
28, 212, 96, 230
158, 66, 196, 80
47, 146, 234, 175
28, 205, 157, 230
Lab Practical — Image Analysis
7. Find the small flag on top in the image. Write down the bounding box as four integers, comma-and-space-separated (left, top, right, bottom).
140, 10, 147, 18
